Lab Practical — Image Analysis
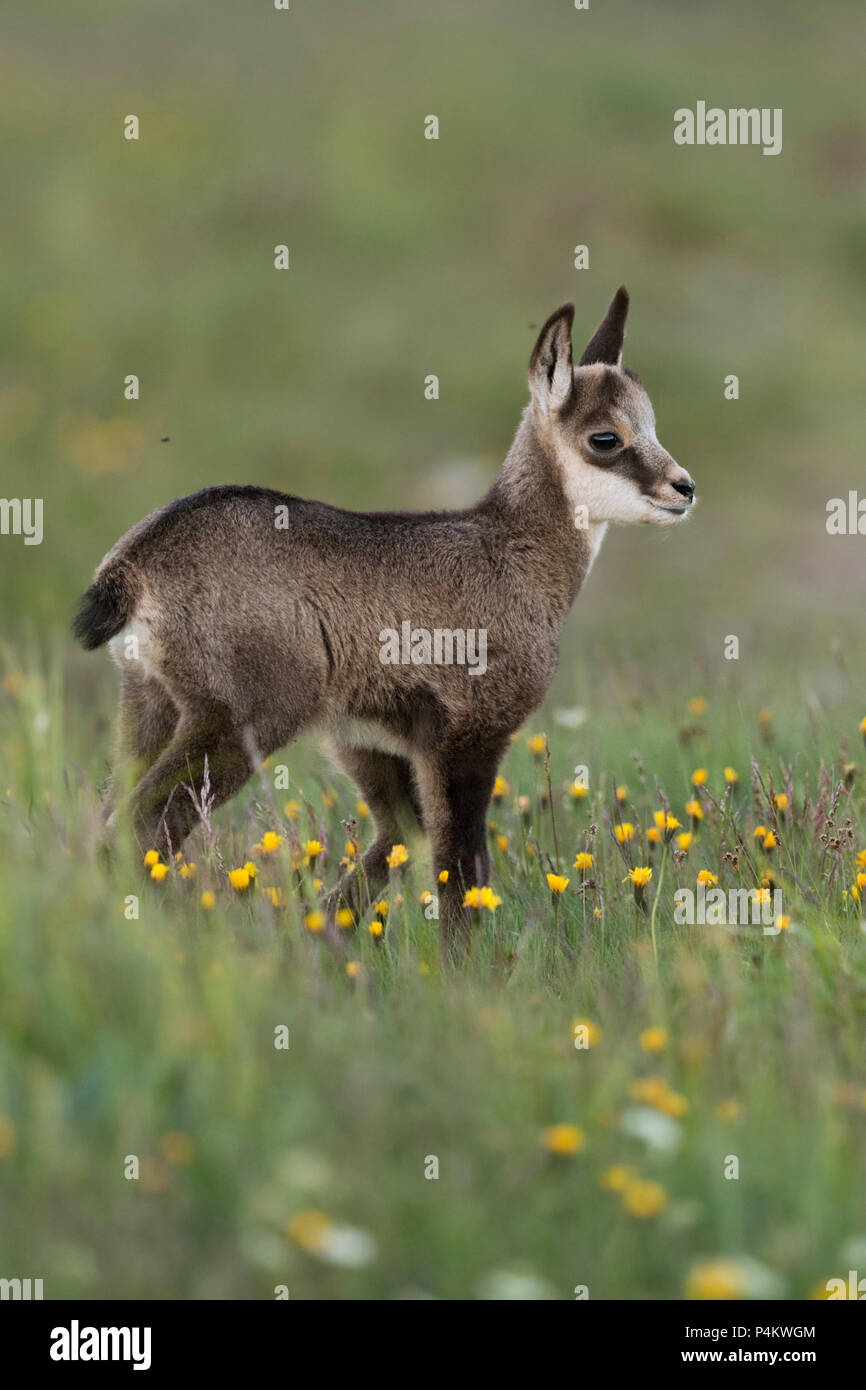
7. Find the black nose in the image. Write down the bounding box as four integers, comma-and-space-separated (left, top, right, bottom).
672, 478, 695, 500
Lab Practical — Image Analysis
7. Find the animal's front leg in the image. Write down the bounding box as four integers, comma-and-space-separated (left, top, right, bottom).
415, 751, 501, 955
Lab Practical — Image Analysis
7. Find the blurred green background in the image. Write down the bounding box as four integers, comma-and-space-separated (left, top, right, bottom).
2, 0, 866, 1305
2, 0, 864, 683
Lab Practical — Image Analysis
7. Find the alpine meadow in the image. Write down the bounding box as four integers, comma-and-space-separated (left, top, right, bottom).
1, 0, 865, 1310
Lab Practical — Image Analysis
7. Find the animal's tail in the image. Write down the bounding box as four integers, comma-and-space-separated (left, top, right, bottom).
72, 565, 134, 650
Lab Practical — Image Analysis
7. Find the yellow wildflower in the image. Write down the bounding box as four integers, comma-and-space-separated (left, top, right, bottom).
600, 1165, 635, 1191
659, 1090, 690, 1117
627, 866, 652, 888
541, 1123, 585, 1156
685, 1259, 748, 1300
287, 1209, 332, 1254
622, 1179, 668, 1218
640, 1026, 669, 1055
630, 1076, 670, 1106
571, 1018, 602, 1048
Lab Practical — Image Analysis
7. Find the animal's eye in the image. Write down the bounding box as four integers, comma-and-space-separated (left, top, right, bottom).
588, 431, 621, 452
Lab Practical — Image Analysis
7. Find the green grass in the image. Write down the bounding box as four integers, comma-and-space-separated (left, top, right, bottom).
1, 645, 864, 1300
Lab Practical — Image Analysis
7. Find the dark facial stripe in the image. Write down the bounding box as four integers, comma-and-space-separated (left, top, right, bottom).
610, 446, 655, 491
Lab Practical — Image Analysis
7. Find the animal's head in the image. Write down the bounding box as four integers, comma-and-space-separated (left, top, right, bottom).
528, 288, 695, 526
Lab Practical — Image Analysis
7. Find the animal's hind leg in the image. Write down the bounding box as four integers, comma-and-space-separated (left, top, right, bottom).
326, 746, 423, 923
104, 670, 179, 825
128, 709, 257, 854
118, 670, 179, 763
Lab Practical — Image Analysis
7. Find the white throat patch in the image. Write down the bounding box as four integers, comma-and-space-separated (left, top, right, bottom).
557, 444, 655, 526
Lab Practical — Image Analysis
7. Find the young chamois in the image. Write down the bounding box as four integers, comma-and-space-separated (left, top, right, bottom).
74, 288, 695, 945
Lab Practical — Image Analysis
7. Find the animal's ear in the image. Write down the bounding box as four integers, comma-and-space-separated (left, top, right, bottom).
578, 286, 629, 366
528, 303, 575, 412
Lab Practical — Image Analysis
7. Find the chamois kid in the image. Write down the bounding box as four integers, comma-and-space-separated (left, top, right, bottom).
74, 289, 695, 944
